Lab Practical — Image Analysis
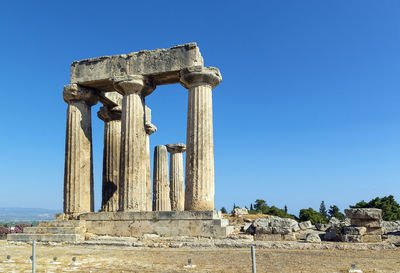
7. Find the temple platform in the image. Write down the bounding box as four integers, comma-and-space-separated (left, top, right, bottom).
7, 211, 234, 243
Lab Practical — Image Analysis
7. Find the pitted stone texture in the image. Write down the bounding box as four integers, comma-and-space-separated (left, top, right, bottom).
153, 145, 171, 211
98, 107, 121, 212
299, 221, 313, 230
166, 143, 186, 211
116, 78, 155, 212
345, 208, 382, 220
145, 106, 156, 211
247, 217, 299, 235
63, 84, 98, 106
71, 43, 203, 90
305, 233, 321, 243
64, 100, 94, 214
181, 67, 221, 211
343, 226, 367, 236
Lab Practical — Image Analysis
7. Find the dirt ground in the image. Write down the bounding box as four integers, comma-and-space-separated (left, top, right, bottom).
0, 241, 400, 273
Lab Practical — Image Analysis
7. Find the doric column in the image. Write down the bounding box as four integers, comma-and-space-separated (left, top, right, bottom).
145, 106, 157, 211
180, 66, 222, 211
166, 143, 186, 211
63, 84, 98, 214
98, 105, 121, 212
113, 76, 155, 211
153, 145, 171, 211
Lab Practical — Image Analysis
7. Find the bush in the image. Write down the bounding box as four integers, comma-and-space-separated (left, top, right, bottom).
299, 208, 327, 224
251, 199, 297, 220
220, 207, 227, 214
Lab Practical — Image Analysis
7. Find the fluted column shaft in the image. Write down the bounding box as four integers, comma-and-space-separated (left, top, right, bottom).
180, 67, 222, 211
113, 76, 155, 211
63, 84, 97, 214
167, 144, 186, 211
145, 106, 157, 211
98, 106, 121, 212
153, 145, 171, 211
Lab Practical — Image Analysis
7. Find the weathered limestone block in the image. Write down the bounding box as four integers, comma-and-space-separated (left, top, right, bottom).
254, 234, 282, 241
153, 145, 171, 211
344, 208, 382, 220
363, 234, 382, 243
71, 43, 204, 90
246, 216, 299, 235
382, 220, 400, 234
350, 219, 381, 228
63, 84, 97, 214
299, 221, 313, 230
98, 104, 121, 212
113, 76, 155, 211
166, 143, 186, 211
341, 234, 363, 243
232, 207, 249, 216
145, 106, 157, 211
180, 66, 222, 211
343, 226, 367, 236
365, 227, 383, 235
305, 233, 321, 243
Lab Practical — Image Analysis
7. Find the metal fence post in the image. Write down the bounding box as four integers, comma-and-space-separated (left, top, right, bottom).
32, 240, 36, 273
251, 245, 256, 273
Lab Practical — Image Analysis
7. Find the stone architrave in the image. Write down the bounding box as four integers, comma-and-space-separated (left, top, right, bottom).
98, 103, 122, 212
180, 66, 222, 211
63, 84, 98, 214
145, 106, 157, 211
166, 143, 186, 211
113, 75, 155, 212
153, 145, 171, 211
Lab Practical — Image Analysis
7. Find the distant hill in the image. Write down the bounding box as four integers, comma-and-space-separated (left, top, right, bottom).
0, 208, 60, 222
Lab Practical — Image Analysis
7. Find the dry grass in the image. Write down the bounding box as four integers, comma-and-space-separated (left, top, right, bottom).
0, 241, 399, 272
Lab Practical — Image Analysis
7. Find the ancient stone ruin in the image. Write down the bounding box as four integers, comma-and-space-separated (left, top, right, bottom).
8, 43, 234, 242
343, 208, 383, 242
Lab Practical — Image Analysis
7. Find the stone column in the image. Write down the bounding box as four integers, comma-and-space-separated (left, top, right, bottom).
180, 66, 222, 211
63, 84, 98, 214
98, 105, 121, 212
166, 143, 186, 211
153, 145, 171, 211
145, 106, 157, 211
113, 76, 155, 211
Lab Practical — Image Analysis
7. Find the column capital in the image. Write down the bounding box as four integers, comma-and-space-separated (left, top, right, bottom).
145, 123, 157, 135
180, 66, 222, 89
166, 143, 186, 153
112, 75, 155, 96
63, 84, 98, 106
97, 106, 122, 122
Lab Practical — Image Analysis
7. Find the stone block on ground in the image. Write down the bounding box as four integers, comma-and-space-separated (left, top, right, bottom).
343, 226, 366, 236
305, 233, 321, 243
324, 231, 339, 241
344, 208, 382, 220
363, 235, 382, 243
341, 234, 362, 243
382, 221, 400, 234
232, 207, 248, 216
350, 219, 381, 228
315, 223, 330, 231
254, 234, 282, 241
299, 221, 313, 230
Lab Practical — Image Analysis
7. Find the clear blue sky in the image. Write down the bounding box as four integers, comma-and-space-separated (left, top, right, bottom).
0, 1, 399, 216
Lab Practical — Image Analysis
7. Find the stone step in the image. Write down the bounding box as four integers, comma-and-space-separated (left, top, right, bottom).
23, 226, 86, 234
39, 220, 86, 228
213, 219, 229, 227
7, 233, 85, 243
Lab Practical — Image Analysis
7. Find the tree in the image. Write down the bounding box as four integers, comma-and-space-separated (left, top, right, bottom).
250, 204, 254, 211
299, 208, 327, 224
328, 205, 345, 220
254, 199, 268, 212
351, 195, 400, 221
319, 201, 328, 219
284, 205, 288, 216
220, 207, 227, 214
